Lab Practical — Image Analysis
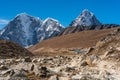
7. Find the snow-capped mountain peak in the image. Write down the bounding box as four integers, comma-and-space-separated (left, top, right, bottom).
43, 17, 58, 23
16, 13, 40, 22
0, 13, 43, 47
70, 9, 101, 27
0, 13, 64, 47
43, 17, 64, 28
80, 9, 94, 18
16, 13, 32, 27
36, 17, 64, 42
16, 12, 28, 17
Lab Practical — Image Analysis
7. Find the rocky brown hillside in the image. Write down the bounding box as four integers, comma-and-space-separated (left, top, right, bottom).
29, 28, 118, 54
0, 40, 33, 58
91, 28, 120, 62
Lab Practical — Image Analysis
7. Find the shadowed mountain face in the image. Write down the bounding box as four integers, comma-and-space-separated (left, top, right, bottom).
0, 13, 64, 47
60, 24, 119, 35
0, 40, 33, 58
0, 13, 41, 47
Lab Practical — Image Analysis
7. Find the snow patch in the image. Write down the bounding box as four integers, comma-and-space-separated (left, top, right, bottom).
0, 29, 5, 35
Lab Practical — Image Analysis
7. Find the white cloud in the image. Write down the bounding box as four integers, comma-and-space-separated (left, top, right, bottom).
0, 19, 9, 24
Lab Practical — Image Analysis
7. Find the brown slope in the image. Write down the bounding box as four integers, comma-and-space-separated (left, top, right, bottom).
0, 40, 33, 58
90, 28, 120, 61
29, 28, 119, 52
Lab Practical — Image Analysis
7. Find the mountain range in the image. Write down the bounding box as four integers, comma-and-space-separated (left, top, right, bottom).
0, 13, 64, 47
0, 9, 119, 47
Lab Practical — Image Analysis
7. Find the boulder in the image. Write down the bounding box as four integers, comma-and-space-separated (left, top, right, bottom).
80, 61, 88, 66
1, 69, 14, 77
48, 75, 58, 80
0, 65, 8, 70
24, 57, 32, 62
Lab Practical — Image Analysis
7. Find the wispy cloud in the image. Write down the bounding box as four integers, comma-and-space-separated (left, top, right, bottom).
0, 19, 9, 24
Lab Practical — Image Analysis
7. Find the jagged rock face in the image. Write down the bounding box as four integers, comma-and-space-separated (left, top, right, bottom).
0, 13, 41, 47
60, 24, 119, 35
36, 18, 64, 42
0, 13, 64, 47
70, 9, 101, 27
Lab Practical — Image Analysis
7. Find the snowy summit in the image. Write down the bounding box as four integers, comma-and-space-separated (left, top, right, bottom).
0, 13, 64, 47
70, 9, 102, 26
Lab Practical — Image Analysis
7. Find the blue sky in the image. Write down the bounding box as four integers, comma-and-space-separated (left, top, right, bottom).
0, 0, 120, 29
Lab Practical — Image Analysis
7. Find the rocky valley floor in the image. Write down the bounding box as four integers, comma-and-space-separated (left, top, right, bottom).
0, 52, 120, 80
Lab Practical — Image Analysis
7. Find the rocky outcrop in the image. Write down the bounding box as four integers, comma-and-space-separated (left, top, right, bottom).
60, 24, 119, 35
91, 28, 120, 62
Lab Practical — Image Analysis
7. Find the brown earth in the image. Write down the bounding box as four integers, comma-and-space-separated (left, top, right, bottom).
28, 28, 119, 56
29, 28, 118, 53
0, 40, 33, 58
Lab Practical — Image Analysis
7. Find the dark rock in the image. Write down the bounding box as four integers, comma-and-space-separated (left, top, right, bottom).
24, 57, 32, 62
30, 64, 34, 71
39, 66, 55, 78
39, 67, 48, 78
80, 61, 88, 66
60, 24, 119, 35
2, 69, 14, 77
0, 65, 8, 70
65, 67, 75, 72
